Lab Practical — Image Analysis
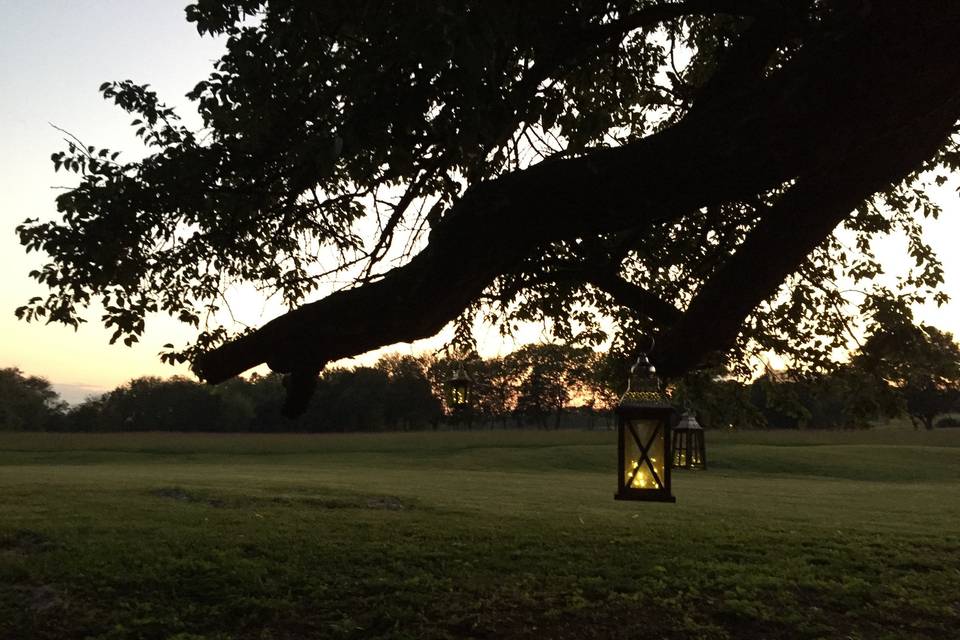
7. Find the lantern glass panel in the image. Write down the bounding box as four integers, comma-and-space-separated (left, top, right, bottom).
623, 418, 666, 490
671, 422, 706, 470
689, 437, 702, 466
451, 383, 469, 406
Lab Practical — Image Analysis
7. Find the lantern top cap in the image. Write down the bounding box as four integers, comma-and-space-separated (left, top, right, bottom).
618, 349, 670, 410
450, 362, 472, 384
676, 410, 704, 430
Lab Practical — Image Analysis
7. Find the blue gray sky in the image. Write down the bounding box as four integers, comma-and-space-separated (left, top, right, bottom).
1, 1, 225, 401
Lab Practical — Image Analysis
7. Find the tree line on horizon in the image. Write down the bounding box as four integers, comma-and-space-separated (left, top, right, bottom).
4, 324, 960, 434
2, 345, 610, 433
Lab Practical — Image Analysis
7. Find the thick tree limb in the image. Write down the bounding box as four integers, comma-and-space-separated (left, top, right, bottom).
652, 9, 960, 375
584, 271, 683, 327
195, 5, 960, 402
689, 3, 801, 111
492, 262, 682, 327
656, 139, 959, 377
359, 1, 773, 272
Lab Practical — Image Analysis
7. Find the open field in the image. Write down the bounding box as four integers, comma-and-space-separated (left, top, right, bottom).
1, 429, 959, 640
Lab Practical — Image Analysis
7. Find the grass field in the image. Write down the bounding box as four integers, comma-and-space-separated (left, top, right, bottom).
1, 428, 959, 640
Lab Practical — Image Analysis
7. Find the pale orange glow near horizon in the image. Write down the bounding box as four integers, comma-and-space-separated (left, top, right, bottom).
2, 3, 959, 405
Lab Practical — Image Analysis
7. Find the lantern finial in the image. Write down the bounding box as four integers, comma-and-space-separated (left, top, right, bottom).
626, 352, 659, 395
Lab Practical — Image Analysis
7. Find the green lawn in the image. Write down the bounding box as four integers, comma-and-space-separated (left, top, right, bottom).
1, 429, 958, 640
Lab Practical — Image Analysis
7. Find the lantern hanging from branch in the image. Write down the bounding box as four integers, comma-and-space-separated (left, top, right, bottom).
445, 363, 473, 409
615, 351, 675, 503
672, 410, 707, 470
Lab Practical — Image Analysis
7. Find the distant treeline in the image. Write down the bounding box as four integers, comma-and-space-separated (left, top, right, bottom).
3, 337, 960, 432
2, 346, 617, 433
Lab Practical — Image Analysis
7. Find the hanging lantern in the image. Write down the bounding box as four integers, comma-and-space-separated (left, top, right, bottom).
445, 363, 473, 408
672, 410, 707, 470
615, 352, 675, 503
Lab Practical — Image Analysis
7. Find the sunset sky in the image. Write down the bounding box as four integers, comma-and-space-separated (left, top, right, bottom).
2, 1, 959, 403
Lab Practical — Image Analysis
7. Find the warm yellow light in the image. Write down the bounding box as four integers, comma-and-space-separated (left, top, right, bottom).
630, 469, 649, 488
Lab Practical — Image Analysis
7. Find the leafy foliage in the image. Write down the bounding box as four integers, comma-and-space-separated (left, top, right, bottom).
855, 324, 960, 430
52, 346, 612, 432
13, 2, 960, 393
936, 416, 960, 429
85, 375, 252, 432
0, 368, 66, 431
12, 328, 960, 433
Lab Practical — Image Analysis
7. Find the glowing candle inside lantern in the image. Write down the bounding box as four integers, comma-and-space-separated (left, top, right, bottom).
622, 419, 665, 491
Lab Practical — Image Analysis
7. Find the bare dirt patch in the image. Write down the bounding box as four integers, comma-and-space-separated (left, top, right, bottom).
365, 495, 405, 510
150, 486, 225, 508
0, 529, 54, 554
291, 494, 408, 510
25, 585, 65, 613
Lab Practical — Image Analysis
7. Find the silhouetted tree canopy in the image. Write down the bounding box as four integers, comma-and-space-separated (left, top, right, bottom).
0, 368, 66, 431
89, 375, 249, 432
16, 2, 960, 414
855, 324, 960, 430
6, 326, 960, 432
53, 349, 606, 432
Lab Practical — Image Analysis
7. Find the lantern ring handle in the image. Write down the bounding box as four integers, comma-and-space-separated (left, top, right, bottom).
639, 335, 655, 355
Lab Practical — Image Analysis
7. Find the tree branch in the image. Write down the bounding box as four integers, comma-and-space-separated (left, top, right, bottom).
585, 0, 786, 46
689, 3, 804, 112
655, 101, 960, 377
584, 270, 683, 327
194, 5, 960, 412
492, 260, 682, 328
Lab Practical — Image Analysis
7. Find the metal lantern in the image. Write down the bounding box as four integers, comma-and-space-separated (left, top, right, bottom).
445, 363, 473, 408
672, 410, 707, 470
615, 354, 675, 503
